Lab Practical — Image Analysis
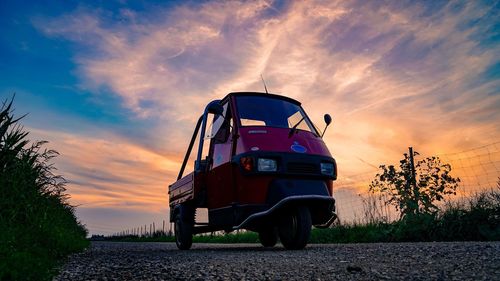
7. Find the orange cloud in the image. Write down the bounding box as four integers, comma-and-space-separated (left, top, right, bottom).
31, 1, 499, 230
29, 128, 181, 212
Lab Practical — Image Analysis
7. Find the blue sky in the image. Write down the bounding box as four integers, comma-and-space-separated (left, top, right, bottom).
1, 0, 499, 235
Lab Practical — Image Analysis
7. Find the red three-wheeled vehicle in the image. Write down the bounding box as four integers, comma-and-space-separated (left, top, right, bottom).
169, 92, 337, 250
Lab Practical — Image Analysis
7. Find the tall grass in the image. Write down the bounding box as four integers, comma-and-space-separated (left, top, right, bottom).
0, 97, 89, 280
314, 187, 500, 243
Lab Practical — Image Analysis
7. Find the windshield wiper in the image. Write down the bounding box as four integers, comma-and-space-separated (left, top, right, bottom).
288, 117, 305, 138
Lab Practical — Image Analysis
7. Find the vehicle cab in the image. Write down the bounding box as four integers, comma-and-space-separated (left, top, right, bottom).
169, 92, 337, 250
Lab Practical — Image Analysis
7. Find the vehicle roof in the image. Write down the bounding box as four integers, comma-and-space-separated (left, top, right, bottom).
223, 92, 301, 106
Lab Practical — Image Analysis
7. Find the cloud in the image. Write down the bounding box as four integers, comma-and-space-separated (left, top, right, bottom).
35, 2, 277, 117
29, 127, 178, 211
30, 0, 499, 228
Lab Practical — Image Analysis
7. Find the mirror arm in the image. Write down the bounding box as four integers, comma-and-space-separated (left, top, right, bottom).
321, 124, 329, 138
321, 114, 332, 138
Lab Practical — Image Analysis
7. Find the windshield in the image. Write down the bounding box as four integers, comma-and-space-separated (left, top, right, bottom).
235, 95, 319, 135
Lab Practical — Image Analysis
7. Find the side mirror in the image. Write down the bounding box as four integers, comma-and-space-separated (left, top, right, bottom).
207, 101, 224, 116
324, 114, 332, 126
321, 114, 332, 138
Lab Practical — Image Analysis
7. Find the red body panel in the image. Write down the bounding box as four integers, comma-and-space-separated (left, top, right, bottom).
169, 172, 195, 206
236, 127, 331, 157
233, 172, 275, 205
206, 163, 234, 209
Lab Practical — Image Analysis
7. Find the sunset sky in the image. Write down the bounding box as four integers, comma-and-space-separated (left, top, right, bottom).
1, 0, 499, 235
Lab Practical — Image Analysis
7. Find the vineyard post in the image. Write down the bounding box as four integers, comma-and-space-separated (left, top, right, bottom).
409, 146, 419, 215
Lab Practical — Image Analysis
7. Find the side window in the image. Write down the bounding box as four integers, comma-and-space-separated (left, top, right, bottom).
207, 103, 231, 144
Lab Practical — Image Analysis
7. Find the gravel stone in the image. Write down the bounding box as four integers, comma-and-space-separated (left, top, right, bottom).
54, 241, 500, 280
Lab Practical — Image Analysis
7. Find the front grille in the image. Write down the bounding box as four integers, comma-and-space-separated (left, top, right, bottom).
287, 162, 318, 174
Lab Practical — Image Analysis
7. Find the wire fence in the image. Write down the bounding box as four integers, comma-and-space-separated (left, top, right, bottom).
102, 220, 174, 238
107, 142, 500, 237
333, 142, 500, 223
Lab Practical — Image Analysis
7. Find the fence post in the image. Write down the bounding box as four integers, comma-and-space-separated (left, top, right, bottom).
409, 147, 419, 214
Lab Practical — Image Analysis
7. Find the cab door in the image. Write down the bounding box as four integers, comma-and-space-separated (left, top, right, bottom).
205, 102, 235, 211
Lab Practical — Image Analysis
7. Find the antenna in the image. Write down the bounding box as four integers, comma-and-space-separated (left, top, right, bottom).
260, 74, 269, 94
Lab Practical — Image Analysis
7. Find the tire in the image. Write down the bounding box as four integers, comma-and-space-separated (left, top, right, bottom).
278, 206, 312, 250
258, 227, 278, 247
174, 205, 194, 250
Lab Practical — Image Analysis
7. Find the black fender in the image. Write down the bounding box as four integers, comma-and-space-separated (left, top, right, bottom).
170, 203, 195, 223
266, 179, 331, 205
266, 179, 336, 226
170, 205, 180, 223
234, 179, 336, 230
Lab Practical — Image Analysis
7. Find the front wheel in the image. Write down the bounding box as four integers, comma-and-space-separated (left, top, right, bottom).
174, 205, 194, 250
278, 206, 311, 250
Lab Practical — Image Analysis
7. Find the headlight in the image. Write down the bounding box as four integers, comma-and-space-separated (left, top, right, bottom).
321, 162, 334, 176
257, 158, 277, 172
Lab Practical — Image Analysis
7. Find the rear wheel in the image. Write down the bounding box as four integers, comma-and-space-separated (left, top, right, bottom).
258, 227, 278, 247
278, 206, 311, 250
174, 205, 194, 250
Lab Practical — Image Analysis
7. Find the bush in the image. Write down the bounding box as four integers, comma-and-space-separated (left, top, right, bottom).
0, 97, 89, 280
435, 189, 500, 241
370, 149, 460, 218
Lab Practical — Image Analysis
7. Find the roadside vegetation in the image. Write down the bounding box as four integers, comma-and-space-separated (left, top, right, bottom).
107, 149, 499, 244
0, 97, 88, 281
107, 186, 500, 244
106, 231, 260, 244
311, 187, 500, 243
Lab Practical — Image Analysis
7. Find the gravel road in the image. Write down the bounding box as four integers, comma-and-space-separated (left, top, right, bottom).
54, 241, 500, 280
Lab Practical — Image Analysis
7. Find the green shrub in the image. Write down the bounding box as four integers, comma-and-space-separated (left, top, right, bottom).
435, 189, 500, 241
0, 97, 89, 280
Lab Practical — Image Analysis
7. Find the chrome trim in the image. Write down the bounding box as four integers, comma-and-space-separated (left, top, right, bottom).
248, 130, 267, 134
233, 195, 334, 230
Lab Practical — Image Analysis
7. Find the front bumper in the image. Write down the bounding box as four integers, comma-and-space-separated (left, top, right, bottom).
233, 194, 336, 230
232, 178, 336, 230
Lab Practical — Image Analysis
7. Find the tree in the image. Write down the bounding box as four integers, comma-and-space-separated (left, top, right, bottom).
369, 148, 460, 218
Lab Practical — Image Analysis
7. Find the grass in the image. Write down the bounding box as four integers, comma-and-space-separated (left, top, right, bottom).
106, 188, 500, 244
103, 231, 259, 243
0, 97, 89, 281
316, 189, 499, 243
